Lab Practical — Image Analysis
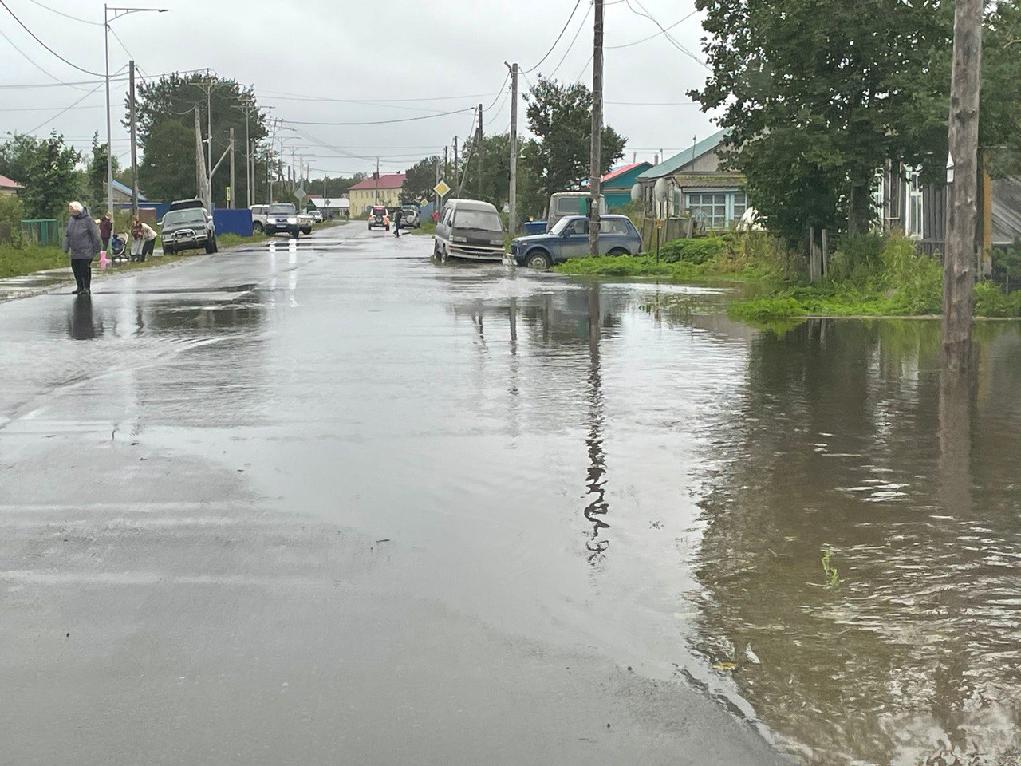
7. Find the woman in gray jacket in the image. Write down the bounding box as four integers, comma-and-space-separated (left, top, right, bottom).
64, 201, 102, 294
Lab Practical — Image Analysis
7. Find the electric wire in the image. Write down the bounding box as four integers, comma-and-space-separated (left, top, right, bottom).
25, 73, 116, 133
23, 0, 100, 25
606, 9, 698, 49
279, 105, 476, 127
621, 0, 707, 68
0, 0, 103, 76
548, 0, 592, 77
524, 0, 584, 74
0, 26, 89, 91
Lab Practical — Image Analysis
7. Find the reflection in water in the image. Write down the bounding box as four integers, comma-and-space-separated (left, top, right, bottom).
584, 286, 610, 564
690, 319, 1021, 765
69, 295, 97, 340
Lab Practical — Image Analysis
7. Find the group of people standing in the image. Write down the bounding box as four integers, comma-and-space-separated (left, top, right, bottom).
64, 203, 159, 295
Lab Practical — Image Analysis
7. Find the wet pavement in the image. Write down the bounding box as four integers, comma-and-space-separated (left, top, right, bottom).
1, 224, 1019, 765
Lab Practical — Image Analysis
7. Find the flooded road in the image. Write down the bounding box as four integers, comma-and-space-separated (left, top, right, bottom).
1, 225, 1018, 764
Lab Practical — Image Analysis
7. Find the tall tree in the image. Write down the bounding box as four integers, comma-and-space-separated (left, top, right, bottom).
524, 77, 626, 205
402, 157, 441, 203
0, 133, 81, 219
138, 121, 196, 202
128, 73, 268, 206
86, 133, 119, 213
456, 133, 544, 218
692, 0, 1021, 242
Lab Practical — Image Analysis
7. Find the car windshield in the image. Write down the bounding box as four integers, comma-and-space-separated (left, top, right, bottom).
163, 210, 206, 226
549, 217, 578, 235
453, 209, 502, 231
270, 204, 295, 215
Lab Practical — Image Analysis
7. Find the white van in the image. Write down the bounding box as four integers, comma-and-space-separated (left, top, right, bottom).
547, 192, 607, 232
433, 199, 505, 261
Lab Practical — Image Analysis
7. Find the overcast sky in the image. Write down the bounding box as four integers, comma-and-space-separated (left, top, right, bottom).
1, 0, 721, 179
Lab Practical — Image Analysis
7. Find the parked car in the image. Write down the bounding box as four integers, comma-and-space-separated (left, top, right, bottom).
368, 205, 389, 231
400, 204, 420, 229
160, 206, 217, 255
169, 198, 204, 212
250, 204, 269, 233
509, 214, 641, 269
433, 198, 505, 261
546, 192, 607, 232
265, 203, 301, 237
297, 212, 314, 235
308, 209, 324, 223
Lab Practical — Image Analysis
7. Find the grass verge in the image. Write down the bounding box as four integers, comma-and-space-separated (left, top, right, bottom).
0, 244, 68, 278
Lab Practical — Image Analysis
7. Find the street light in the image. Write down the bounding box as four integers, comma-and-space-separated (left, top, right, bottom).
104, 4, 167, 220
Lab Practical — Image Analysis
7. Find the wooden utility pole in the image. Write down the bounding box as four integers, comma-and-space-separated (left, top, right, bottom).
128, 60, 138, 217
588, 0, 605, 257
507, 61, 519, 236
943, 0, 983, 370
453, 136, 459, 195
229, 127, 236, 209
477, 103, 484, 199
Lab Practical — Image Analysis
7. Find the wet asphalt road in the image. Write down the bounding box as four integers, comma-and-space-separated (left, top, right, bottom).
0, 224, 785, 765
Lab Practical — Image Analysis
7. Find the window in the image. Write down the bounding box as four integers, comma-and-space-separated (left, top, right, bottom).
600, 219, 630, 234
732, 191, 747, 222
566, 219, 588, 236
686, 192, 728, 229
905, 170, 924, 239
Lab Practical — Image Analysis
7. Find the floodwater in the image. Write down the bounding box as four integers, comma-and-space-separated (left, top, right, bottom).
1, 228, 1019, 765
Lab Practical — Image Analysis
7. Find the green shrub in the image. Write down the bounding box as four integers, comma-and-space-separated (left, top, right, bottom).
975, 280, 1021, 317
827, 233, 886, 282
0, 195, 25, 247
659, 236, 727, 264
728, 296, 807, 320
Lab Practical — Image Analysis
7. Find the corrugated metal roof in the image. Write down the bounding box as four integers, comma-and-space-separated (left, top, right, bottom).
0, 174, 24, 190
638, 129, 731, 180
111, 179, 150, 202
350, 173, 406, 191
601, 162, 650, 183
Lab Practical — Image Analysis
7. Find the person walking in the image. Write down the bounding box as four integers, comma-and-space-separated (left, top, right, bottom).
393, 206, 403, 237
99, 212, 112, 253
139, 220, 157, 261
64, 201, 101, 295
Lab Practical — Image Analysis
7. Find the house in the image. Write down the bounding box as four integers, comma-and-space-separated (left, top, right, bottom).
110, 179, 151, 208
308, 196, 350, 219
600, 162, 651, 210
0, 174, 24, 197
348, 173, 406, 216
637, 129, 747, 228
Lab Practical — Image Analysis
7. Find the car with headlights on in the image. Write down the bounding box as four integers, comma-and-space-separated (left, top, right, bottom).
265, 202, 301, 237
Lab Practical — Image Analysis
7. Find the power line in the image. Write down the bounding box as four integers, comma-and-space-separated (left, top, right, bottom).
549, 0, 592, 77
606, 9, 698, 49
279, 106, 476, 127
25, 76, 112, 134
0, 25, 87, 88
525, 0, 585, 74
0, 0, 103, 76
259, 88, 501, 104
0, 103, 104, 111
23, 0, 100, 25
621, 0, 707, 68
605, 100, 697, 105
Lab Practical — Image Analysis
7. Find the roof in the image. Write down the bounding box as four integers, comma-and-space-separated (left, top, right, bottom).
111, 179, 149, 202
349, 173, 406, 191
601, 162, 650, 184
992, 176, 1021, 246
308, 196, 350, 208
0, 174, 24, 191
638, 129, 731, 180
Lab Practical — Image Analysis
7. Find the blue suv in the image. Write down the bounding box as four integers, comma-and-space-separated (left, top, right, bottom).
510, 215, 642, 269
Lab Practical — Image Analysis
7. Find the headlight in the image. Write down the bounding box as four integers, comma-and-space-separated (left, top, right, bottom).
287, 217, 297, 224
452, 236, 467, 243
490, 239, 503, 246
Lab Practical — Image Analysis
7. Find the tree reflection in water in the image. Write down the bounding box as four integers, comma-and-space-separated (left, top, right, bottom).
688, 319, 1021, 765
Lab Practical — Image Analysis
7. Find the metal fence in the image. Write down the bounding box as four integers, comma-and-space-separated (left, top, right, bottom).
21, 219, 61, 247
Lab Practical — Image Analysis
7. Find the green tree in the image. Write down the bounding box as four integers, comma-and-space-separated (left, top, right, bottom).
0, 193, 25, 246
402, 157, 440, 203
692, 0, 1021, 241
86, 133, 120, 213
129, 73, 268, 206
0, 133, 81, 219
524, 77, 627, 206
138, 121, 196, 202
456, 133, 544, 219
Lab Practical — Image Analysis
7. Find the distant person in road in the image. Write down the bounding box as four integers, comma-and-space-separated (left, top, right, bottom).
99, 212, 112, 253
139, 220, 157, 260
64, 201, 101, 295
393, 206, 403, 237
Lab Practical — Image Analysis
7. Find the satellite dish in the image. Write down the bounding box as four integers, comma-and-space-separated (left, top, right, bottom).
654, 177, 669, 202
630, 183, 642, 202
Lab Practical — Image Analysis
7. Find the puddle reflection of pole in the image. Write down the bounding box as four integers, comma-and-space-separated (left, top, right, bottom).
939, 355, 973, 517
584, 285, 610, 564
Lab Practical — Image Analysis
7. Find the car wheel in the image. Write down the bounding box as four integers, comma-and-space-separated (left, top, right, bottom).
164, 244, 174, 255
253, 221, 264, 233
302, 227, 312, 235
526, 250, 552, 270
205, 237, 217, 254
607, 248, 629, 256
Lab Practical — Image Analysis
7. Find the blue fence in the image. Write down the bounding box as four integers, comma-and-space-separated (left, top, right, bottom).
213, 208, 253, 236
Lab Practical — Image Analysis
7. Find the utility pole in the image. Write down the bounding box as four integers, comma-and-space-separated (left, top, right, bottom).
103, 3, 112, 218
444, 145, 449, 187
375, 156, 380, 202
206, 76, 213, 200
229, 127, 236, 209
128, 59, 138, 217
943, 0, 983, 370
434, 156, 440, 214
477, 103, 485, 199
588, 0, 605, 257
453, 136, 459, 194
194, 108, 209, 209
507, 61, 519, 235
242, 103, 251, 208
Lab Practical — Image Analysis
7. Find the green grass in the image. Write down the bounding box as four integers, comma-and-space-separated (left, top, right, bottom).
215, 231, 269, 249
410, 222, 436, 236
0, 244, 68, 278
555, 253, 772, 282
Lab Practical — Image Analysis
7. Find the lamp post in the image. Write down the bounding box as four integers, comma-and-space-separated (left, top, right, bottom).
104, 5, 167, 219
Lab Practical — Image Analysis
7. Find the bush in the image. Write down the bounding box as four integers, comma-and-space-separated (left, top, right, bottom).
975, 280, 1021, 317
660, 236, 727, 264
728, 296, 807, 321
826, 233, 885, 282
0, 194, 25, 247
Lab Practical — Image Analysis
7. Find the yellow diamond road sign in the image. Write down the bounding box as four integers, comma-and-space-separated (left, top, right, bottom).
433, 180, 451, 197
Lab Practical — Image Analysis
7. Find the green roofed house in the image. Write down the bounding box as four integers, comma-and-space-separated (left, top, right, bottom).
599, 162, 652, 210
637, 129, 747, 230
